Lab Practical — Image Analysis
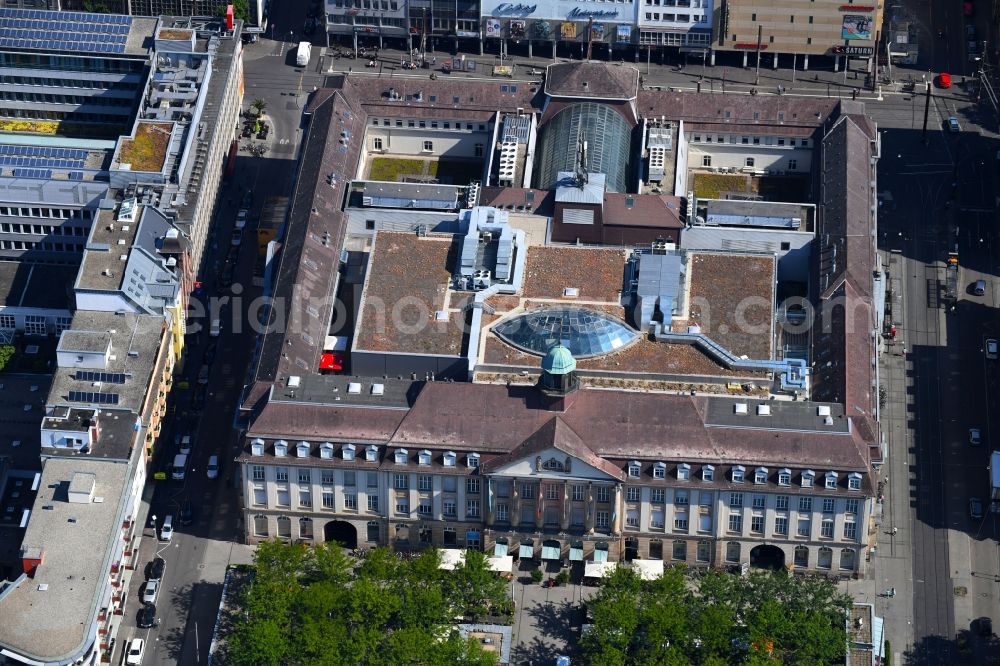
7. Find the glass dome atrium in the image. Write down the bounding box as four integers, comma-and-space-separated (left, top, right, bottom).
493, 307, 638, 359
535, 102, 633, 193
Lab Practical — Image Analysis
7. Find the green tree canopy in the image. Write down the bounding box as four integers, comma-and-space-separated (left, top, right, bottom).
0, 345, 14, 372
226, 542, 504, 666
581, 566, 851, 666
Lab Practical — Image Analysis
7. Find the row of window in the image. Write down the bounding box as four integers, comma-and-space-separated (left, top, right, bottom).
701, 155, 798, 171
690, 134, 810, 147
0, 107, 121, 123
0, 207, 93, 221
0, 223, 89, 235
0, 52, 144, 75
0, 75, 140, 91
627, 460, 861, 491
0, 313, 67, 335
726, 512, 856, 539
247, 515, 858, 571
733, 33, 816, 46
645, 0, 706, 6
0, 239, 84, 253
638, 31, 712, 46
328, 15, 407, 28
330, 0, 400, 10
0, 91, 134, 107
371, 137, 484, 157
371, 117, 489, 131
643, 13, 708, 23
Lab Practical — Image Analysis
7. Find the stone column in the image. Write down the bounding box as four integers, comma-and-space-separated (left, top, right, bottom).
552, 40, 556, 60
511, 478, 521, 527
528, 40, 533, 58
834, 55, 840, 72
803, 54, 809, 70
612, 483, 623, 534
710, 50, 715, 66
486, 477, 495, 527
561, 481, 571, 531
585, 482, 595, 532
773, 53, 778, 69
742, 51, 748, 68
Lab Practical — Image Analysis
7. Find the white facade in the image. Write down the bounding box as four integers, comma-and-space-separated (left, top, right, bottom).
636, 0, 711, 33
686, 130, 814, 175
363, 117, 493, 164
240, 441, 871, 575
0, 307, 72, 338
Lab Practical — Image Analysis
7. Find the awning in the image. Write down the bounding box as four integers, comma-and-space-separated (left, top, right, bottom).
569, 546, 584, 561
487, 555, 514, 573
541, 544, 561, 560
584, 561, 618, 578
494, 542, 509, 557
439, 548, 466, 570
593, 548, 609, 563
628, 559, 664, 581
518, 543, 535, 559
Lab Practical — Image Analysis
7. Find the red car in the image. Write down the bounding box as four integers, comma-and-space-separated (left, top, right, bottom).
937, 72, 952, 88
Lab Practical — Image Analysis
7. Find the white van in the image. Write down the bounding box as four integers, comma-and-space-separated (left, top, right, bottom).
210, 318, 221, 337
295, 41, 312, 67
171, 453, 188, 480
179, 435, 192, 455
160, 515, 174, 542
206, 455, 219, 479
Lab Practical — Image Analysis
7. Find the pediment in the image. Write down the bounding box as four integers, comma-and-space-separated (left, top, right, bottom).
482, 417, 624, 481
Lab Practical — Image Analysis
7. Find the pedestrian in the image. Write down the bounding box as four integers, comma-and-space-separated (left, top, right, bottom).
891, 526, 898, 535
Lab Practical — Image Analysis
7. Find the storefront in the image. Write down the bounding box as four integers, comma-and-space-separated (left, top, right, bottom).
480, 0, 639, 59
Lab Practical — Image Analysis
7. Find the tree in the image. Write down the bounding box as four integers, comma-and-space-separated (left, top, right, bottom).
0, 345, 14, 372
225, 540, 502, 666
580, 567, 850, 666
217, 0, 250, 23
447, 549, 510, 620
250, 97, 267, 116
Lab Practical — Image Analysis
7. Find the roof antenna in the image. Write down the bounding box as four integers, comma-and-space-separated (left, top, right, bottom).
575, 136, 589, 187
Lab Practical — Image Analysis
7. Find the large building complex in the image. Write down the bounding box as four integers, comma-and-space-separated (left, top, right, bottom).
0, 7, 243, 665
236, 61, 885, 580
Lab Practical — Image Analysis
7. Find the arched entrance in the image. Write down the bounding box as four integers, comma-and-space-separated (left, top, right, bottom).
749, 544, 785, 570
324, 520, 358, 549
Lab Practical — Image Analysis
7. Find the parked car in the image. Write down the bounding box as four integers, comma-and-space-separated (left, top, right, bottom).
973, 278, 987, 296
987, 338, 998, 360
231, 227, 242, 246
142, 580, 159, 604
147, 556, 165, 582
197, 364, 210, 385
236, 208, 248, 229
947, 116, 961, 132
179, 501, 195, 526
160, 515, 174, 542
137, 603, 157, 628
937, 72, 952, 88
125, 638, 145, 666
191, 385, 207, 411
207, 455, 220, 479
969, 428, 982, 446
969, 497, 984, 519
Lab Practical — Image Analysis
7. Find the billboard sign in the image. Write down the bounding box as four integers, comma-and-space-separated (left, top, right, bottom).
560, 21, 577, 39
841, 14, 873, 41
510, 19, 526, 38
485, 18, 501, 36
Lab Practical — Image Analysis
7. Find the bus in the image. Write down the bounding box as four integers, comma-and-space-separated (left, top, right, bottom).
296, 41, 311, 67
990, 451, 1000, 513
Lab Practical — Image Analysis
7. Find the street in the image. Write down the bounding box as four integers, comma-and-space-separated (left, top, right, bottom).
107, 0, 1000, 662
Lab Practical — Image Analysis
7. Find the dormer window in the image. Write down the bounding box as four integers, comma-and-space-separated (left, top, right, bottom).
319, 442, 334, 459
628, 461, 641, 478
274, 440, 288, 457
342, 443, 356, 461
296, 441, 310, 458
802, 470, 815, 488
653, 462, 666, 479
418, 449, 432, 466
394, 448, 408, 465
365, 445, 379, 462
777, 468, 791, 486
467, 453, 480, 469
677, 463, 691, 481
848, 472, 862, 491
251, 438, 264, 456
443, 451, 457, 467
754, 467, 767, 484
825, 471, 838, 490
702, 465, 715, 482
731, 465, 745, 483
